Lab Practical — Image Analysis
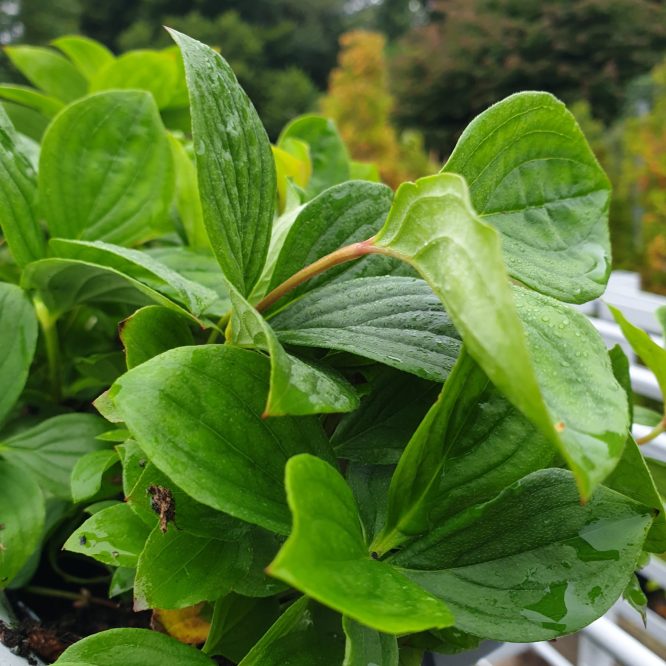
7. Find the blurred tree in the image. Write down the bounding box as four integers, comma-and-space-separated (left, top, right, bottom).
392, 0, 666, 154
621, 61, 666, 294
321, 30, 433, 186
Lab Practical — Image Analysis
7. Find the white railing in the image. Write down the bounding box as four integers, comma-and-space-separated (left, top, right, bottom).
478, 272, 666, 666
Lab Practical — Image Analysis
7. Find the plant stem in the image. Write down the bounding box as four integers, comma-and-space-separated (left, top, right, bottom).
33, 297, 61, 402
206, 310, 231, 344
255, 238, 384, 313
636, 417, 666, 445
24, 586, 118, 609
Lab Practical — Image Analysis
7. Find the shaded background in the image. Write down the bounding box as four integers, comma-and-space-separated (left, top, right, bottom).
1, 0, 666, 291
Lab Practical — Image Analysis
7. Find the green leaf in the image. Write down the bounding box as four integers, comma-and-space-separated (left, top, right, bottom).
266, 180, 395, 306
372, 173, 628, 497
657, 306, 666, 339
332, 368, 439, 464
514, 287, 629, 494
229, 287, 359, 417
0, 106, 45, 266
70, 449, 120, 504
39, 90, 174, 245
55, 628, 216, 666
635, 406, 663, 427
421, 384, 557, 526
90, 51, 179, 109
347, 463, 393, 545
170, 29, 275, 296
0, 461, 44, 587
5, 46, 87, 102
24, 239, 218, 320
64, 502, 150, 567
0, 84, 64, 117
609, 305, 666, 404
120, 306, 194, 369
51, 35, 114, 81
624, 573, 647, 626
342, 616, 398, 666
646, 459, 666, 498
111, 345, 332, 534
605, 437, 666, 553
109, 567, 135, 598
268, 454, 454, 634
167, 134, 208, 251
393, 469, 653, 642
278, 115, 350, 197
374, 349, 489, 550
443, 91, 611, 303
349, 161, 380, 182
146, 247, 230, 317
203, 593, 280, 662
270, 276, 461, 382
134, 525, 250, 610
0, 283, 38, 424
118, 440, 249, 541
1, 413, 110, 500
239, 597, 345, 666
231, 528, 287, 598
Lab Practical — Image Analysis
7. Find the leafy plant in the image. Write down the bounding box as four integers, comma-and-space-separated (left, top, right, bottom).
0, 28, 663, 666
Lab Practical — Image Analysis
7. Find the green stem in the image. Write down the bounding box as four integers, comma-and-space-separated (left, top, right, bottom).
33, 297, 61, 402
636, 417, 666, 445
206, 310, 231, 344
255, 237, 384, 313
24, 585, 118, 609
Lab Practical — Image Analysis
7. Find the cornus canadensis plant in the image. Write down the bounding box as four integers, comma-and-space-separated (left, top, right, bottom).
0, 28, 664, 666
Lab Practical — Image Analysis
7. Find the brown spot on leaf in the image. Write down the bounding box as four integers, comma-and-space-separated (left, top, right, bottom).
147, 485, 176, 533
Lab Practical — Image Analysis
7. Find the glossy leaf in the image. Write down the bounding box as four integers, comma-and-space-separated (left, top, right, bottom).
0, 283, 38, 424
514, 287, 629, 494
146, 247, 230, 317
4, 46, 87, 101
27, 239, 218, 320
203, 593, 280, 662
0, 106, 45, 266
342, 616, 398, 666
229, 287, 359, 417
134, 526, 250, 610
609, 305, 666, 402
51, 35, 114, 81
624, 573, 648, 625
372, 173, 628, 497
170, 29, 275, 296
424, 384, 557, 526
268, 454, 454, 634
605, 437, 666, 553
394, 469, 653, 642
118, 440, 248, 541
110, 345, 332, 534
120, 306, 194, 369
443, 91, 611, 303
70, 449, 120, 504
375, 349, 488, 550
372, 173, 543, 418
64, 502, 150, 567
55, 628, 216, 666
0, 461, 44, 587
239, 597, 345, 666
231, 527, 287, 598
267, 180, 395, 306
39, 90, 174, 245
1, 413, 109, 499
109, 567, 135, 598
0, 84, 64, 117
278, 115, 350, 197
270, 276, 461, 382
347, 463, 393, 545
332, 368, 439, 464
